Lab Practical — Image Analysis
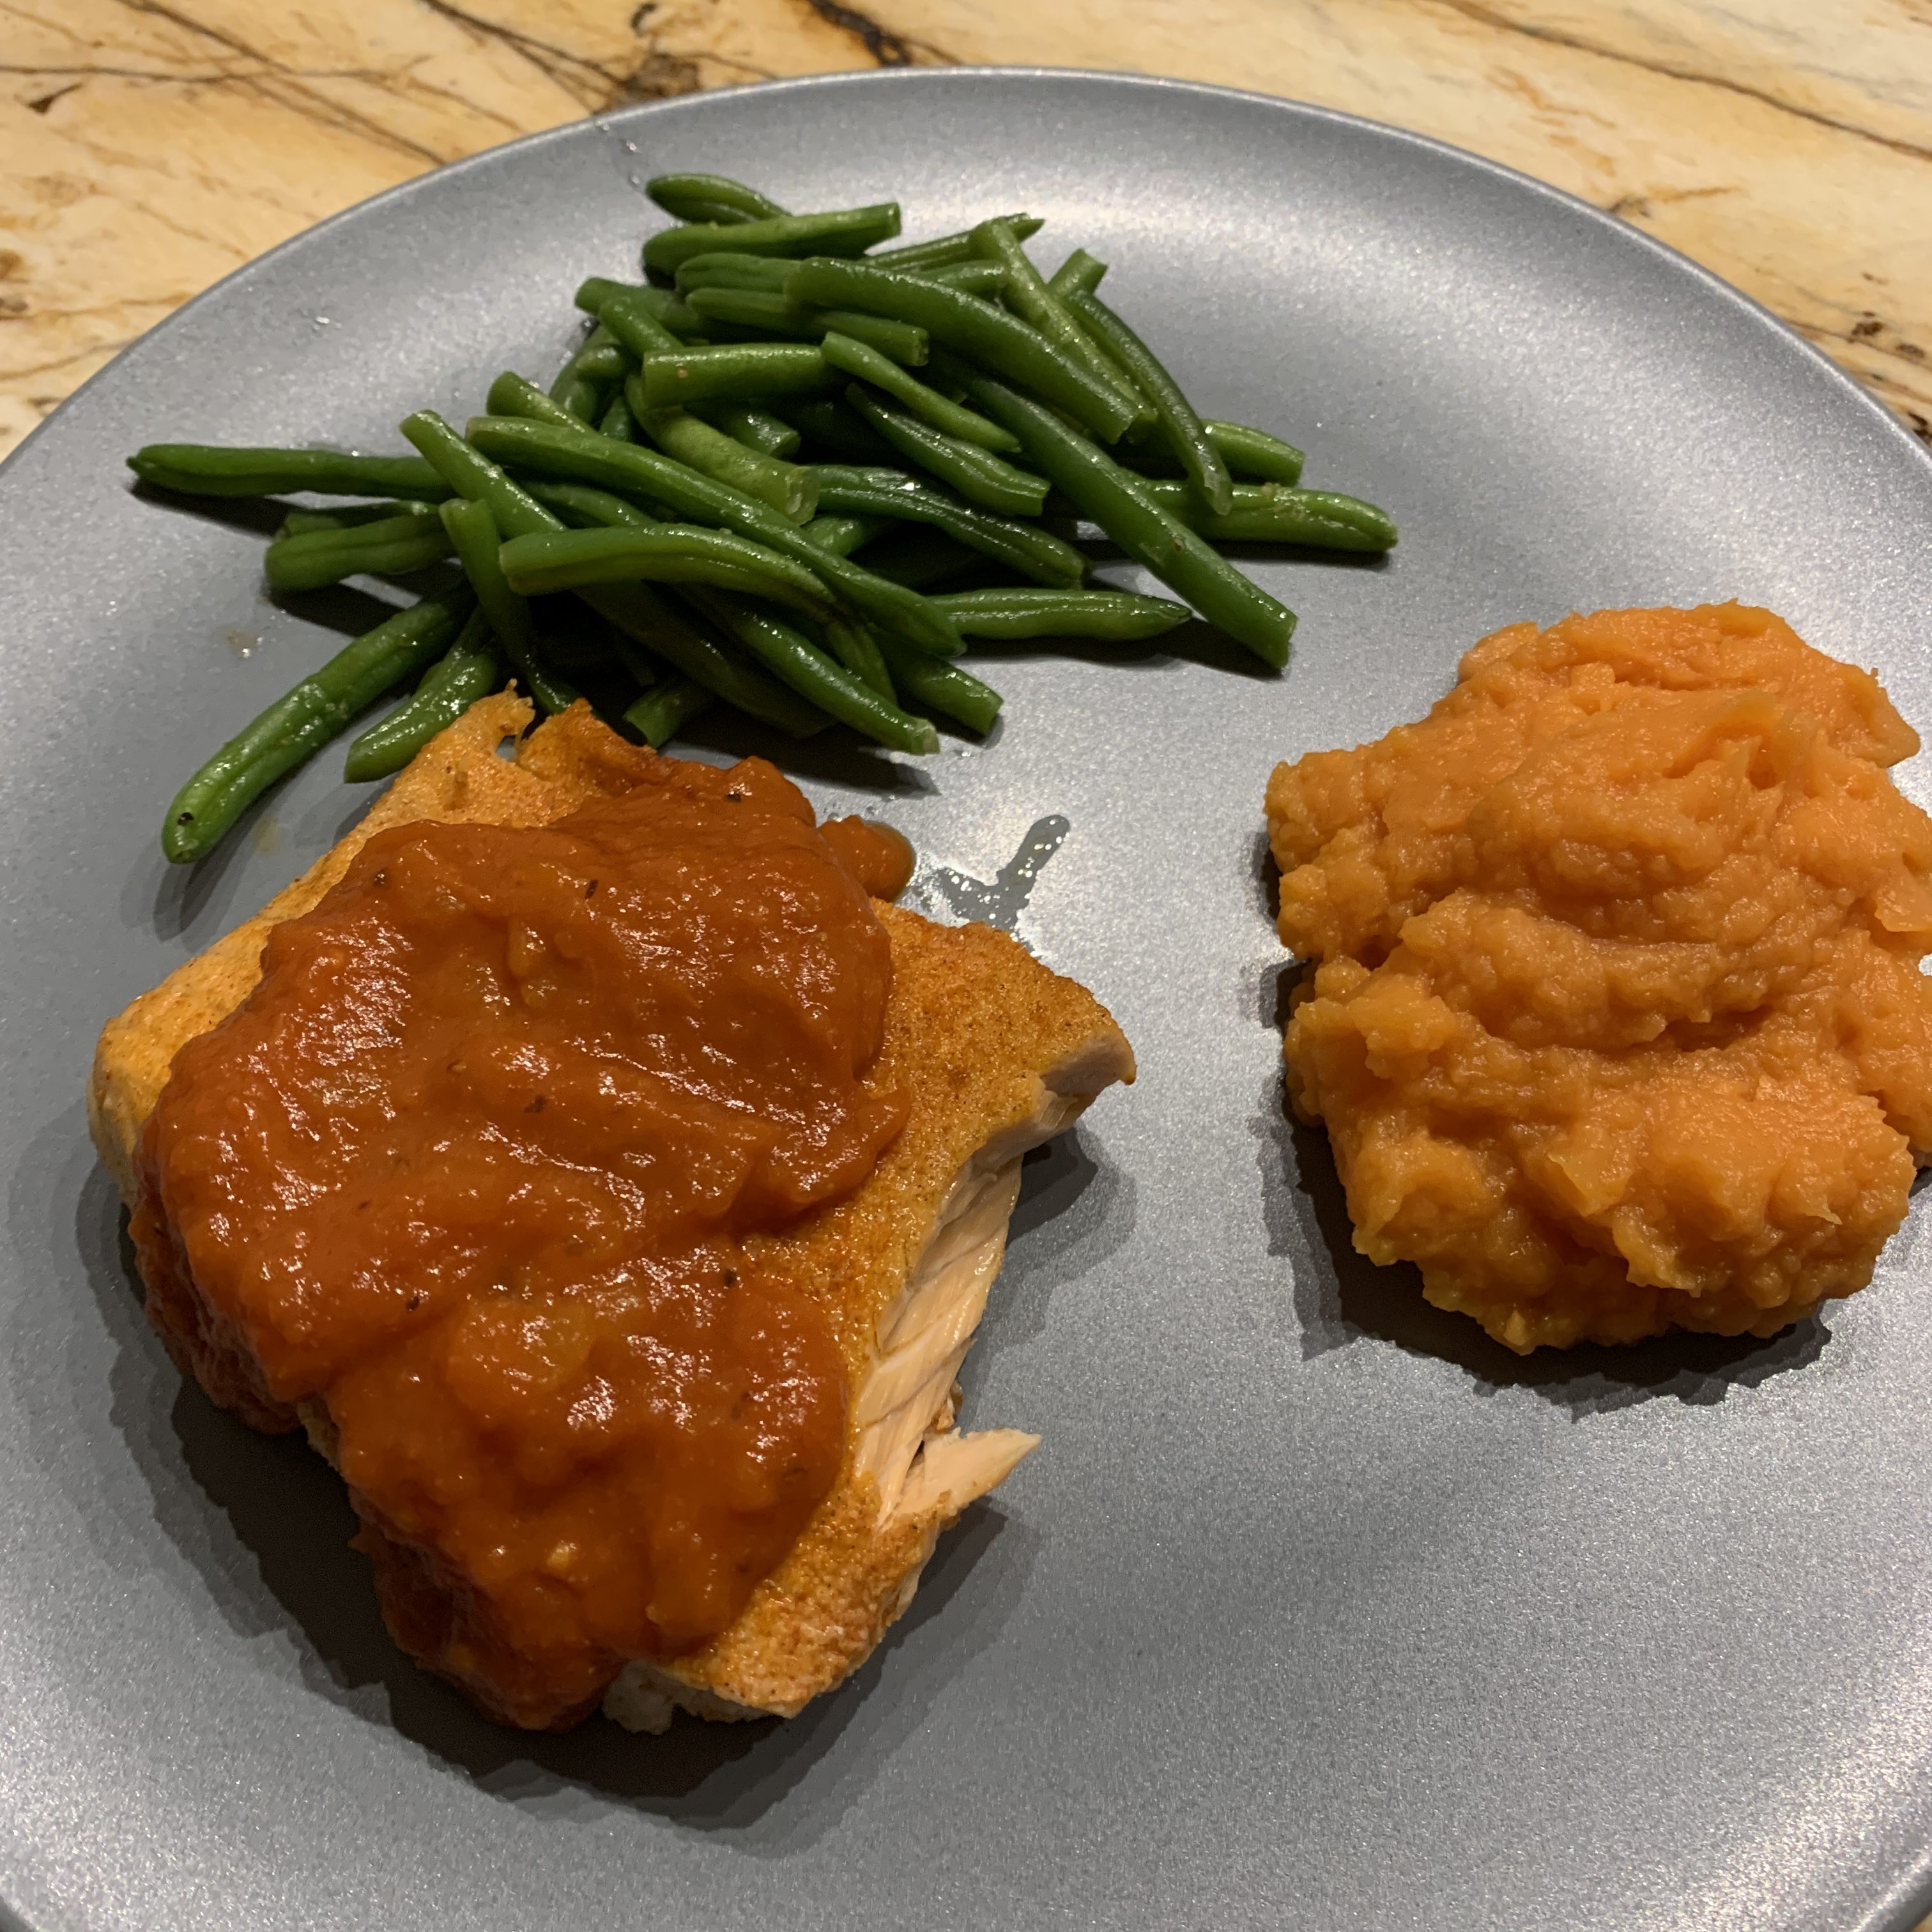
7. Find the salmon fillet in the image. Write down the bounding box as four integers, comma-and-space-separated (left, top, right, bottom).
89, 691, 1134, 1726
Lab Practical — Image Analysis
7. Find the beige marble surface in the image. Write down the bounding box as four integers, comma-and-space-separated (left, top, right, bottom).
1, 0, 1928, 463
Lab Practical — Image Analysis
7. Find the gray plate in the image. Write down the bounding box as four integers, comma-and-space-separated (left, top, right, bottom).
4, 66, 1931, 1932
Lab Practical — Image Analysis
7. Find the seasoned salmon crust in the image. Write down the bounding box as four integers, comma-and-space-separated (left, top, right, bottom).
1267, 602, 1932, 1354
91, 693, 1133, 1727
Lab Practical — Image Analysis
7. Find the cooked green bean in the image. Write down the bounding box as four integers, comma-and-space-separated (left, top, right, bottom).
808, 464, 1085, 587
646, 172, 787, 226
684, 287, 929, 366
643, 203, 901, 275
820, 330, 1020, 452
845, 386, 1048, 518
463, 417, 961, 659
342, 606, 505, 781
871, 214, 1041, 272
953, 369, 1296, 668
770, 396, 896, 464
549, 322, 626, 420
634, 342, 827, 410
500, 525, 840, 620
1133, 479, 1396, 549
916, 259, 1008, 296
1203, 419, 1307, 486
701, 402, 799, 458
970, 217, 1144, 421
673, 252, 793, 295
525, 480, 657, 530
129, 443, 452, 501
161, 588, 471, 861
440, 496, 578, 714
929, 587, 1190, 640
401, 410, 562, 539
487, 370, 586, 433
598, 391, 638, 443
578, 277, 686, 358
677, 588, 933, 753
277, 502, 436, 537
822, 615, 894, 700
628, 381, 819, 523
783, 260, 1138, 443
1066, 287, 1232, 516
263, 510, 456, 592
873, 632, 1002, 735
801, 512, 891, 556
1046, 248, 1107, 299
627, 286, 707, 337
624, 674, 713, 747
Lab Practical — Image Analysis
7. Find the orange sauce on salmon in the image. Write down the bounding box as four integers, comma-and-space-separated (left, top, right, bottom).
132, 755, 911, 1727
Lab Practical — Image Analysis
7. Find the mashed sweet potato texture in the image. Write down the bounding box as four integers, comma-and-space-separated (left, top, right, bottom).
1268, 602, 1932, 1353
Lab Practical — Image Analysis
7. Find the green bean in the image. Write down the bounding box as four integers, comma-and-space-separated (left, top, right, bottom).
549, 322, 626, 420
1046, 248, 1107, 298
970, 218, 1145, 422
160, 588, 471, 862
401, 410, 560, 539
263, 510, 456, 592
643, 203, 901, 276
808, 464, 1085, 587
873, 632, 1002, 735
673, 252, 793, 295
677, 588, 933, 754
915, 260, 1008, 296
578, 278, 685, 358
634, 342, 828, 410
646, 173, 787, 226
820, 331, 1020, 452
1132, 480, 1397, 549
128, 444, 452, 501
524, 481, 657, 530
783, 260, 1138, 442
276, 502, 436, 537
536, 597, 624, 670
700, 402, 799, 458
626, 286, 708, 338
500, 525, 840, 620
801, 512, 890, 557
464, 417, 961, 659
770, 395, 896, 464
1064, 287, 1232, 516
871, 215, 1041, 272
628, 381, 818, 523
684, 287, 929, 366
928, 587, 1190, 640
342, 606, 505, 781
440, 496, 578, 714
584, 576, 824, 734
624, 675, 713, 747
822, 615, 894, 700
844, 386, 1048, 517
487, 370, 585, 433
598, 390, 638, 443
953, 370, 1296, 669
1204, 419, 1307, 486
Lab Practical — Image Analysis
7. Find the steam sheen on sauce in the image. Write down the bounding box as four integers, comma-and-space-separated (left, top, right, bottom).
132, 757, 912, 1728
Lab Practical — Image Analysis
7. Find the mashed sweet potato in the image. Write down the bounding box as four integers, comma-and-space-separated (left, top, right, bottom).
1267, 602, 1932, 1353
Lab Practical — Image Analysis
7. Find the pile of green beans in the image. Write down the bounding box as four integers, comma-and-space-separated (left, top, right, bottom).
127, 172, 1395, 862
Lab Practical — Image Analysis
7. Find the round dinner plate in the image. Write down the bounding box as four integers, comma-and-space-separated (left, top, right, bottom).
4, 67, 1932, 1932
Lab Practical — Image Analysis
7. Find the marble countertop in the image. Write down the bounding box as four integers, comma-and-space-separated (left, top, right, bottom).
3, 0, 1928, 462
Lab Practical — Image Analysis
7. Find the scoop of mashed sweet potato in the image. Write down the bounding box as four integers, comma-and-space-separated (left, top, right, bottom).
1268, 602, 1932, 1353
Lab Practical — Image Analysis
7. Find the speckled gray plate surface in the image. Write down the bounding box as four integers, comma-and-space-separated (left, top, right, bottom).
5, 67, 1932, 1932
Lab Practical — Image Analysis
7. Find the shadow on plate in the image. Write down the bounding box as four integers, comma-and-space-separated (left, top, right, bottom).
1252, 960, 1832, 1417
29, 1107, 1037, 1841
